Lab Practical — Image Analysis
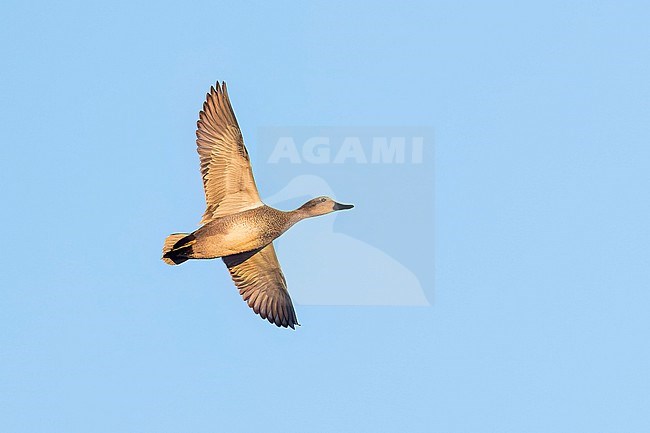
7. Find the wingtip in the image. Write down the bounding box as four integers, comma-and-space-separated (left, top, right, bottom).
287, 319, 300, 330
212, 81, 226, 93
270, 315, 299, 330
209, 81, 228, 96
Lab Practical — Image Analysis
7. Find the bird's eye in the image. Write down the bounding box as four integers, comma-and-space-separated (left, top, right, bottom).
320, 198, 326, 202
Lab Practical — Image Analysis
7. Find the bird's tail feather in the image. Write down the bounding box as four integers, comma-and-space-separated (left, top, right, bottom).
162, 233, 192, 265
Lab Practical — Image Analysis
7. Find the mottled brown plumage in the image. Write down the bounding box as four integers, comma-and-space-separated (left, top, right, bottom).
162, 82, 353, 329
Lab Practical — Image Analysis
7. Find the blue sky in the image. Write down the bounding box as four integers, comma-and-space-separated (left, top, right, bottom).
2, 1, 650, 432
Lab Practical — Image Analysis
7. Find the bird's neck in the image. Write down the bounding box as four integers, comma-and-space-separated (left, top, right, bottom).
286, 208, 310, 226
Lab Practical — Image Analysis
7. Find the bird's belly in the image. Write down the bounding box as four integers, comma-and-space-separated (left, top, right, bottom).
220, 229, 267, 255
195, 223, 275, 258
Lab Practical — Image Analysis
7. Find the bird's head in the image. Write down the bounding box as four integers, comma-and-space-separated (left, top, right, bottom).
298, 196, 354, 217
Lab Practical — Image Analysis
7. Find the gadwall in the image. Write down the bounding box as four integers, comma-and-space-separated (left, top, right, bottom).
162, 82, 353, 329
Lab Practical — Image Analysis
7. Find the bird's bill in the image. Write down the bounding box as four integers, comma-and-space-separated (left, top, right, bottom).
333, 202, 354, 211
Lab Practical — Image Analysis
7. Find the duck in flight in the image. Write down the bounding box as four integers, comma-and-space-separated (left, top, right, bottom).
162, 82, 354, 329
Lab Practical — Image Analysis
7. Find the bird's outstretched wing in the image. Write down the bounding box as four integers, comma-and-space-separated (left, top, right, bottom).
196, 82, 262, 225
223, 243, 299, 329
